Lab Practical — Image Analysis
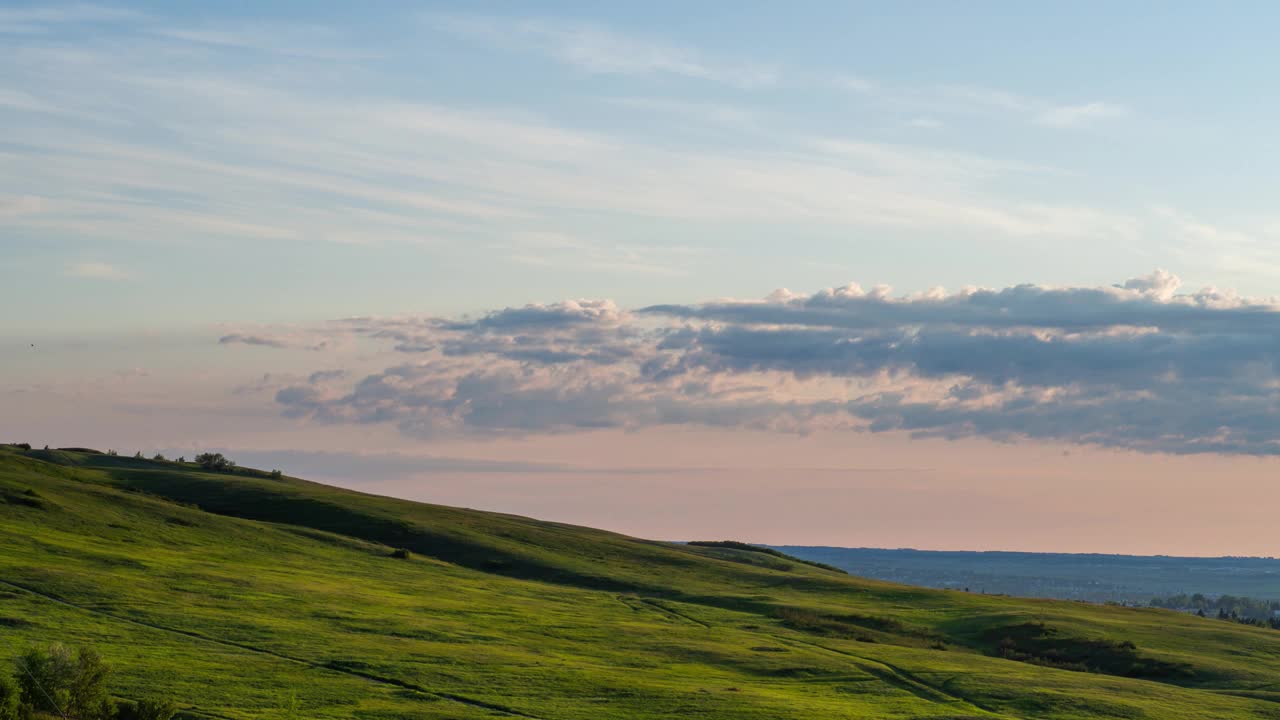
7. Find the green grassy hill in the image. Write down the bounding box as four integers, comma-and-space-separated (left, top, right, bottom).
4, 444, 1280, 719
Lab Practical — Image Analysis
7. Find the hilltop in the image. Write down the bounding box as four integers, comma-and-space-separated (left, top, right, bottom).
4, 444, 1280, 719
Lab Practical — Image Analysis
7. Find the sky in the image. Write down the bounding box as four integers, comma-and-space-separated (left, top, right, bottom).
7, 2, 1280, 556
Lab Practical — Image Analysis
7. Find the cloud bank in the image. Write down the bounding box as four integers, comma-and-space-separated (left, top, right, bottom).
227, 271, 1280, 456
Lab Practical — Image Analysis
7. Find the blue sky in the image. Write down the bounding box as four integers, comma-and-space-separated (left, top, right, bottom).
7, 3, 1280, 554
8, 1, 1280, 333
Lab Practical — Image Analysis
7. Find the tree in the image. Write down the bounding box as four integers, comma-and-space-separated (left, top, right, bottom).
153, 453, 166, 461
194, 453, 235, 472
17, 644, 113, 720
133, 451, 144, 459
0, 674, 18, 720
8, 645, 178, 720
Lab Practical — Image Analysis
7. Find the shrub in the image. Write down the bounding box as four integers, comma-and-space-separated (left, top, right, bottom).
115, 698, 178, 720
11, 444, 30, 451
152, 454, 166, 462
269, 469, 283, 479
194, 453, 235, 472
774, 607, 904, 638
391, 548, 412, 560
133, 451, 144, 459
176, 456, 185, 463
107, 450, 118, 456
17, 644, 113, 719
986, 623, 1190, 678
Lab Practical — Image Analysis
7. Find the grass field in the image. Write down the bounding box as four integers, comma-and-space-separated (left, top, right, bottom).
4, 444, 1280, 719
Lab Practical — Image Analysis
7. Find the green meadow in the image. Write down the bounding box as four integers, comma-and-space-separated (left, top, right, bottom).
4, 444, 1280, 719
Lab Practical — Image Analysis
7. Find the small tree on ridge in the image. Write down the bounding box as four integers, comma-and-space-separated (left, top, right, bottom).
194, 452, 235, 472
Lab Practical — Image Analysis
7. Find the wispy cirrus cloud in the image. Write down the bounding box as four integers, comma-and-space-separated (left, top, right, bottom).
430, 14, 780, 88
64, 261, 129, 280
9, 7, 1254, 302
435, 15, 1128, 132
1037, 101, 1130, 128
148, 25, 379, 60
0, 3, 140, 33
0, 194, 46, 217
0, 32, 1145, 260
930, 86, 1130, 129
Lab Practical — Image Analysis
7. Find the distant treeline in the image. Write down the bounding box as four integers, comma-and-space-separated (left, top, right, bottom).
2, 445, 284, 480
1150, 593, 1280, 626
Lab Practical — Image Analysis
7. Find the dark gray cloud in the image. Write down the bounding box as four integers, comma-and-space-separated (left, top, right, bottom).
220, 333, 335, 351
646, 324, 1280, 389
642, 270, 1280, 335
442, 299, 624, 331
845, 383, 1280, 456
262, 271, 1280, 455
220, 333, 290, 349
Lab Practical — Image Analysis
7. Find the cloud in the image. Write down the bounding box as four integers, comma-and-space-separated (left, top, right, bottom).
497, 231, 698, 277
149, 25, 377, 61
0, 195, 45, 217
431, 14, 779, 88
1, 18, 1155, 266
931, 86, 1129, 130
262, 271, 1280, 456
0, 4, 140, 33
219, 334, 292, 349
641, 270, 1279, 335
64, 261, 128, 279
218, 333, 336, 352
446, 299, 626, 331
1037, 101, 1129, 128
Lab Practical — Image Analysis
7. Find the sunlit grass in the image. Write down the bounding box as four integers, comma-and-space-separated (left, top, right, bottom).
2, 444, 1279, 718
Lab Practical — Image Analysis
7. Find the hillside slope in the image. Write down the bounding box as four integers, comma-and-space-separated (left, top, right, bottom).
4, 445, 1280, 719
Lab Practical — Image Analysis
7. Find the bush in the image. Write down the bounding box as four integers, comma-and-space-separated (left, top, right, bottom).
11, 444, 30, 451
107, 450, 118, 456
0, 674, 19, 720
133, 451, 144, 459
269, 469, 283, 479
152, 454, 166, 462
391, 548, 412, 560
194, 453, 235, 472
115, 698, 178, 720
17, 644, 113, 719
